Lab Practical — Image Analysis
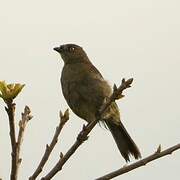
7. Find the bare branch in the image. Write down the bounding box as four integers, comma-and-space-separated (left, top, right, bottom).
16, 106, 32, 176
96, 144, 180, 180
5, 101, 18, 180
29, 109, 69, 180
41, 78, 133, 180
5, 103, 32, 180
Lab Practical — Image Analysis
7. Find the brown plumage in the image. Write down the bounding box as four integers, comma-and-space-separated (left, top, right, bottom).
54, 44, 141, 162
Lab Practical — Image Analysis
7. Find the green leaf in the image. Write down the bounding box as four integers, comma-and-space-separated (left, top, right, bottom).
0, 81, 25, 103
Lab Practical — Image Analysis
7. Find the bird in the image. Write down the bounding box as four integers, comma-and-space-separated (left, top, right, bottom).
53, 44, 141, 162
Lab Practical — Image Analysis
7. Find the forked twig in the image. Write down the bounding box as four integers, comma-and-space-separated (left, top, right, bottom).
5, 103, 32, 180
41, 78, 133, 180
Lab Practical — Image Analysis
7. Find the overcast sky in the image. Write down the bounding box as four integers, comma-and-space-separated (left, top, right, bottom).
0, 0, 180, 179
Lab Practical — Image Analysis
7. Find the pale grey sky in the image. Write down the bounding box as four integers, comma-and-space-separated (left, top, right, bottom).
0, 0, 180, 179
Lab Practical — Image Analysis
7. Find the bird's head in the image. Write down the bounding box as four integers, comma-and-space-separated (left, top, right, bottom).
53, 44, 88, 64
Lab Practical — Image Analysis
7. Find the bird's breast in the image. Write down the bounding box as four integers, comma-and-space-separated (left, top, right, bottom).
60, 63, 116, 122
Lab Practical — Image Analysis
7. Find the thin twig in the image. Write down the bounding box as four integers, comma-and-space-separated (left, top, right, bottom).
16, 106, 32, 177
41, 78, 133, 180
5, 101, 17, 180
29, 109, 69, 180
5, 103, 32, 180
96, 143, 180, 180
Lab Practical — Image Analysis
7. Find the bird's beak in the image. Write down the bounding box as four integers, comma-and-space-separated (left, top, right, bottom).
53, 47, 61, 52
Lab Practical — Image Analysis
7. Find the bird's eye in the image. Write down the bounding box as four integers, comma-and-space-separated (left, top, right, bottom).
69, 47, 75, 52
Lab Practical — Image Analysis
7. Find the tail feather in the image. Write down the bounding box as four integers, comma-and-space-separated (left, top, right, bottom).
105, 119, 141, 162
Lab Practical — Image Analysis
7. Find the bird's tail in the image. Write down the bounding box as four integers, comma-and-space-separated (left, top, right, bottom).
105, 119, 141, 162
